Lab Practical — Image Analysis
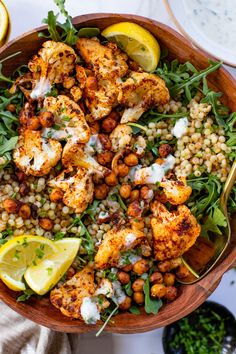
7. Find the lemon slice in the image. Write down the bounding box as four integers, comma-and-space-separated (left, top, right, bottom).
24, 238, 81, 295
0, 1, 9, 43
102, 22, 160, 72
0, 236, 57, 291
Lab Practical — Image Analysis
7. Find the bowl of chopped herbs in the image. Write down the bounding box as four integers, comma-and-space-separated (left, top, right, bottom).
163, 301, 236, 354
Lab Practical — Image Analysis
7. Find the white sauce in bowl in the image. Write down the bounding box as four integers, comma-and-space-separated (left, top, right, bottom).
183, 0, 236, 52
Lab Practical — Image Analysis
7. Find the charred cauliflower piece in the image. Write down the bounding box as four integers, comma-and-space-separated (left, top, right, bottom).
48, 167, 94, 214
13, 129, 62, 176
76, 39, 129, 120
43, 95, 90, 144
159, 177, 192, 205
151, 201, 201, 261
95, 228, 145, 269
62, 140, 109, 176
50, 265, 95, 319
29, 41, 76, 99
110, 124, 133, 152
76, 38, 128, 80
118, 71, 170, 123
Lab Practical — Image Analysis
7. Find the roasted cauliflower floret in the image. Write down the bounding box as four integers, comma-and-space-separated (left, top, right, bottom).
76, 39, 129, 120
48, 167, 94, 213
13, 129, 62, 176
50, 265, 95, 319
151, 201, 201, 261
118, 71, 170, 123
159, 177, 192, 205
95, 228, 145, 269
29, 41, 76, 99
43, 95, 90, 144
110, 124, 133, 152
84, 77, 120, 120
76, 38, 128, 80
62, 140, 109, 176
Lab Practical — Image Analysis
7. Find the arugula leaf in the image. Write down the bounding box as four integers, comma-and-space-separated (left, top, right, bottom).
143, 277, 162, 315
53, 231, 66, 241
200, 207, 227, 237
84, 199, 100, 222
17, 289, 35, 302
96, 300, 119, 337
123, 281, 133, 296
0, 136, 18, 155
129, 305, 141, 315
39, 1, 100, 46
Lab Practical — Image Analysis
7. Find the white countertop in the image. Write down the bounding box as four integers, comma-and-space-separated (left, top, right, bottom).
3, 1, 236, 353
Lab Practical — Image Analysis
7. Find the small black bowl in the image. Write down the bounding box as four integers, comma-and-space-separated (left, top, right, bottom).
162, 301, 236, 354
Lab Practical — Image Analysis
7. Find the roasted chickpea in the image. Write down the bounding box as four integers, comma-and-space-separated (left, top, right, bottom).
163, 273, 175, 286
89, 121, 100, 135
39, 218, 54, 230
19, 204, 31, 219
119, 296, 132, 310
105, 172, 118, 186
98, 134, 112, 151
97, 151, 113, 166
150, 272, 163, 284
63, 76, 76, 89
27, 116, 40, 130
16, 171, 26, 182
175, 265, 191, 279
133, 291, 144, 305
49, 188, 64, 203
164, 286, 178, 301
119, 184, 131, 199
86, 76, 98, 91
158, 260, 172, 273
116, 164, 129, 177
127, 200, 142, 218
121, 264, 133, 272
132, 278, 145, 292
140, 186, 153, 200
67, 267, 76, 279
170, 257, 182, 269
6, 104, 16, 113
130, 218, 145, 231
124, 153, 138, 167
94, 184, 109, 200
158, 144, 173, 158
3, 198, 18, 213
38, 111, 55, 128
128, 59, 140, 71
19, 183, 30, 196
151, 284, 166, 298
133, 259, 150, 275
141, 242, 152, 257
129, 190, 140, 202
117, 271, 130, 285
70, 86, 82, 102
92, 174, 104, 185
101, 112, 119, 133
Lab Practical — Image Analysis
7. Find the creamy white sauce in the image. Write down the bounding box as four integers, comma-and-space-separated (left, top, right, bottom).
95, 279, 114, 298
134, 154, 176, 184
171, 117, 188, 138
80, 297, 100, 324
125, 233, 137, 248
183, 0, 236, 51
112, 281, 126, 305
30, 77, 51, 100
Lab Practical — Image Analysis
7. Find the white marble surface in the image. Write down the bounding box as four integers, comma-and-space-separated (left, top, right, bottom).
3, 1, 236, 353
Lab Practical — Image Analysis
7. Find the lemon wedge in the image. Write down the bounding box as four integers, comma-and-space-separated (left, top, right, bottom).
24, 238, 81, 295
0, 236, 57, 291
102, 22, 160, 72
0, 1, 9, 43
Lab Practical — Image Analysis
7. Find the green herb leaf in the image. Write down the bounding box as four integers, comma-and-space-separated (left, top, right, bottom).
143, 277, 162, 315
54, 231, 66, 241
123, 281, 133, 296
129, 305, 141, 315
201, 207, 227, 237
77, 27, 100, 38
17, 289, 35, 302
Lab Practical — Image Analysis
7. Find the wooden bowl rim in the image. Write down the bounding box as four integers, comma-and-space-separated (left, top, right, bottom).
0, 13, 236, 334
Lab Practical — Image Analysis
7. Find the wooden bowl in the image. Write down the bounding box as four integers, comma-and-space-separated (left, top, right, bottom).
0, 13, 236, 334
